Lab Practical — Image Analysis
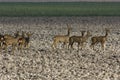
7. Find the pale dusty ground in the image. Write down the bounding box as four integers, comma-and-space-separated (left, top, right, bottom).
0, 17, 120, 80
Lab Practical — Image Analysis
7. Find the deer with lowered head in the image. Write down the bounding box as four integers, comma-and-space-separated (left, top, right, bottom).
2, 31, 22, 52
69, 31, 91, 50
52, 24, 71, 49
90, 28, 110, 50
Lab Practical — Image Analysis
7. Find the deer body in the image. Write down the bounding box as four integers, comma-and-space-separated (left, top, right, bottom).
90, 29, 109, 50
3, 36, 20, 52
52, 24, 71, 49
69, 31, 91, 50
18, 32, 32, 50
2, 31, 25, 51
52, 35, 69, 49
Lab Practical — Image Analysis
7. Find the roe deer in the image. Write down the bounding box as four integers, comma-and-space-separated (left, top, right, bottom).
52, 24, 71, 49
0, 34, 4, 48
90, 28, 110, 50
1, 31, 24, 52
18, 32, 33, 50
69, 31, 91, 50
3, 34, 21, 52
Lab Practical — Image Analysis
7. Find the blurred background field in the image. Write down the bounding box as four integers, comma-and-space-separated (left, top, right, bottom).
0, 2, 120, 16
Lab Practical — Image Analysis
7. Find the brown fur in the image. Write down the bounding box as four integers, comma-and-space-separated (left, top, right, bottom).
2, 31, 23, 51
18, 32, 33, 50
52, 24, 71, 49
4, 34, 14, 39
90, 28, 110, 50
3, 35, 20, 52
69, 31, 91, 50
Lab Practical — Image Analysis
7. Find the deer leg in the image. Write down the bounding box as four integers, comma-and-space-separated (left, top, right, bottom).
0, 42, 3, 50
25, 42, 30, 49
2, 43, 7, 51
51, 44, 54, 49
71, 42, 74, 49
65, 41, 68, 49
64, 42, 66, 49
18, 43, 23, 53
101, 42, 105, 50
63, 42, 65, 48
52, 41, 58, 49
80, 42, 84, 50
0, 42, 2, 49
90, 42, 95, 50
68, 42, 71, 49
67, 42, 69, 49
51, 43, 55, 49
69, 41, 72, 49
68, 41, 72, 50
20, 43, 23, 51
12, 44, 16, 54
18, 42, 20, 50
20, 43, 23, 50
78, 42, 80, 50
90, 44, 93, 49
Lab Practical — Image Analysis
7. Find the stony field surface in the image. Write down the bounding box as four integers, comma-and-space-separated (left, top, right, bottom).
0, 17, 120, 80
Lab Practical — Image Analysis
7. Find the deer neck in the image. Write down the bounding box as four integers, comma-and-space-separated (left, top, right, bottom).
83, 34, 88, 41
25, 36, 30, 43
105, 31, 108, 37
66, 29, 70, 36
15, 34, 19, 38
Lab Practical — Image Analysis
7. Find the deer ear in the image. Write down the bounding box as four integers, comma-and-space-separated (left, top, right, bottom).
87, 31, 92, 36
28, 32, 33, 36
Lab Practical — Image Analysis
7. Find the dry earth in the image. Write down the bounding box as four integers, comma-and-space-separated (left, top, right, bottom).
0, 17, 120, 80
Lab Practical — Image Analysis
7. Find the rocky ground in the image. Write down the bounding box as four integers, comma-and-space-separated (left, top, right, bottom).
0, 17, 120, 80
